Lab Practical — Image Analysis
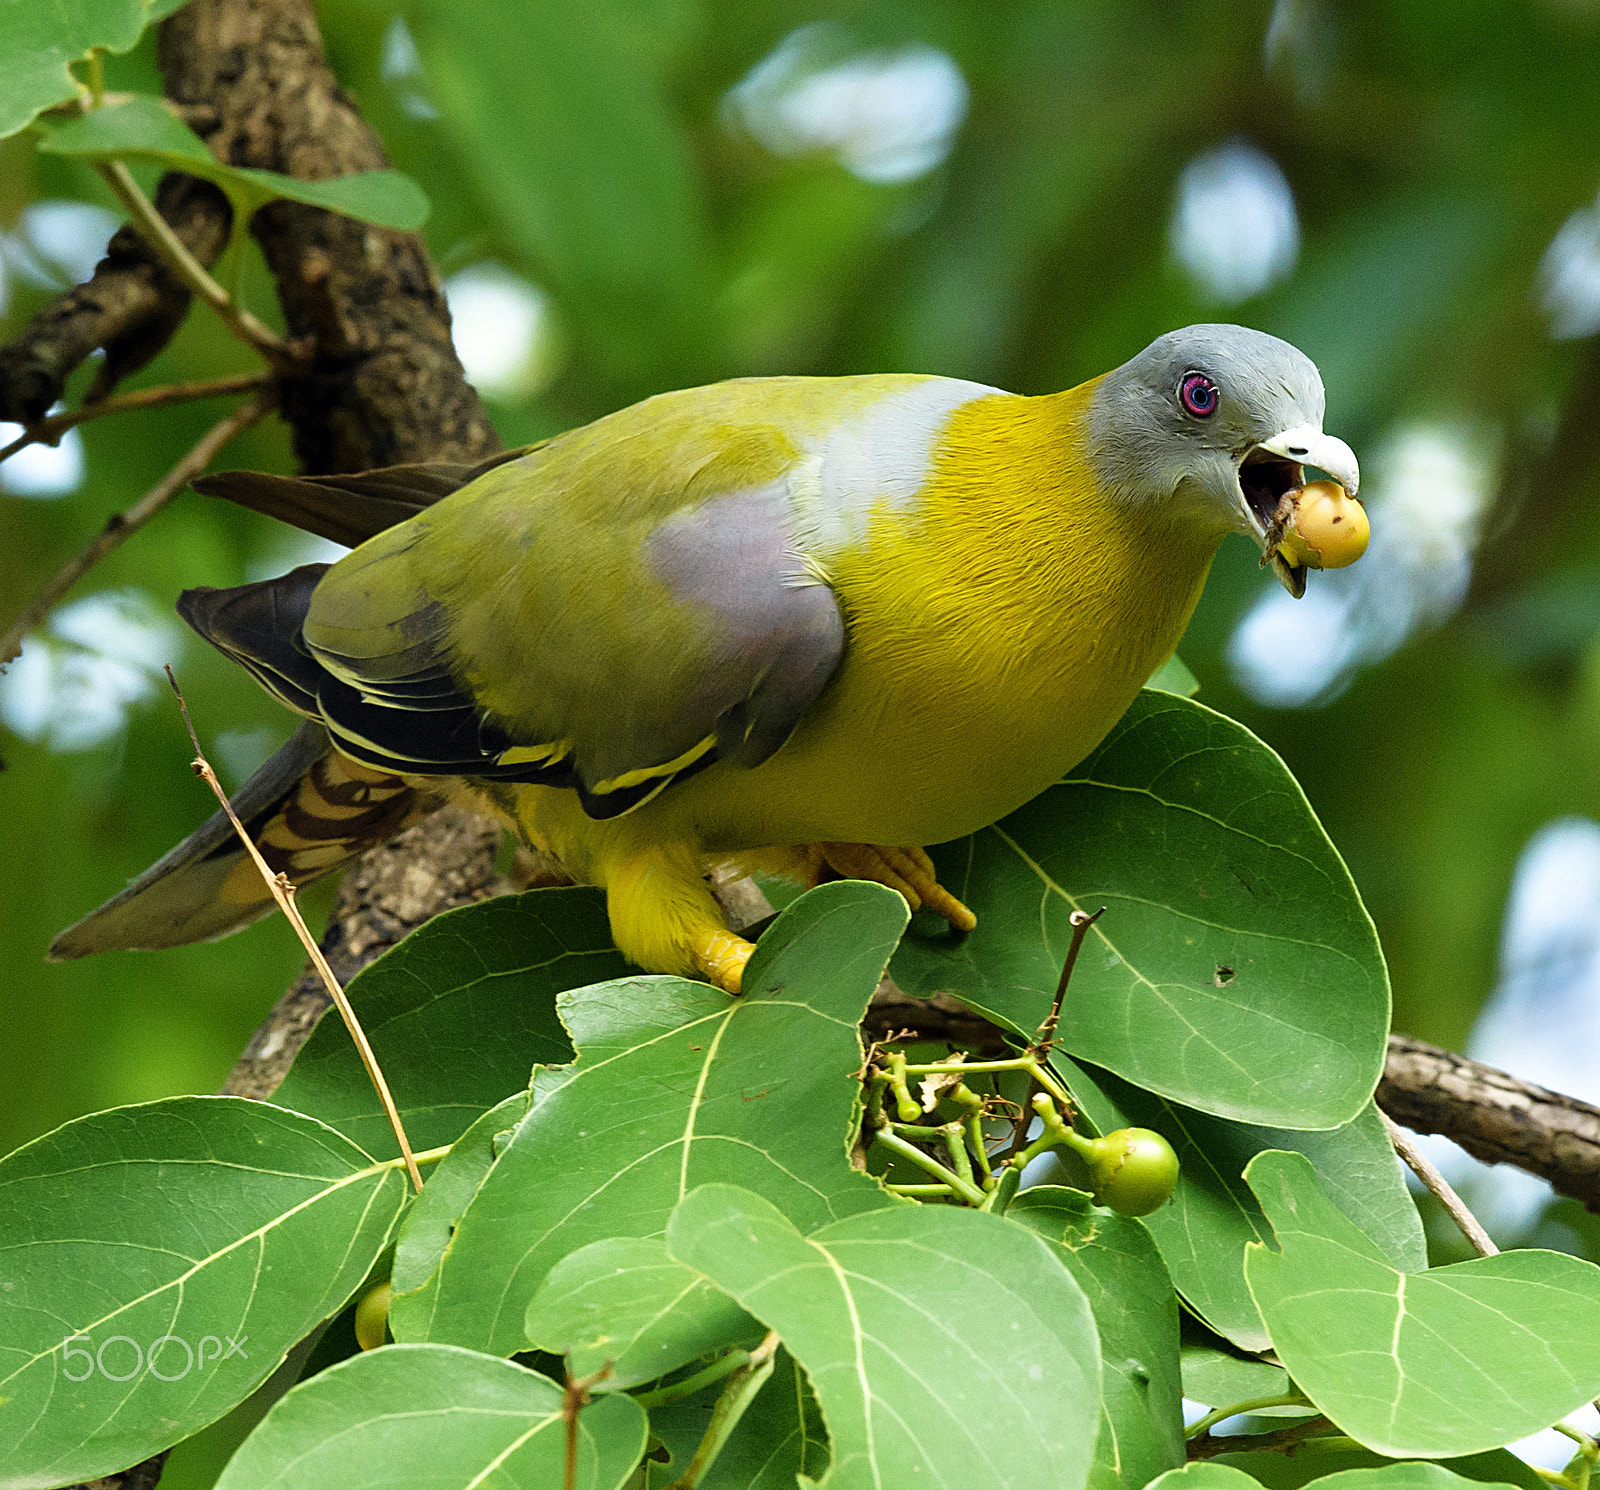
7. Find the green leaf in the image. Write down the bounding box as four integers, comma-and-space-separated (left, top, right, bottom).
212, 1343, 647, 1490
1145, 655, 1201, 696
1146, 1466, 1264, 1490
391, 882, 907, 1355
389, 1093, 528, 1297
408, 0, 708, 383
1294, 1467, 1524, 1490
1008, 1186, 1185, 1490
0, 1097, 408, 1489
275, 888, 621, 1156
1243, 1150, 1600, 1456
1179, 1335, 1290, 1411
891, 692, 1390, 1129
1065, 1065, 1423, 1352
524, 1237, 760, 1390
36, 95, 430, 229
667, 1184, 1103, 1490
0, 0, 148, 140
647, 1346, 830, 1489
1216, 1443, 1544, 1490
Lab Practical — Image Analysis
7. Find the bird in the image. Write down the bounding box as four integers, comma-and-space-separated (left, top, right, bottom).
50, 324, 1361, 992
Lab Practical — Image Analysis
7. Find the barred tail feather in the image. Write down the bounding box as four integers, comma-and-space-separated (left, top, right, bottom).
48, 723, 435, 958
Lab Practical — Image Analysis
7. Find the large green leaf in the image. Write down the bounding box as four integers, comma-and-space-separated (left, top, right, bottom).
274, 888, 621, 1156
1147, 1467, 1263, 1490
891, 691, 1389, 1129
524, 1236, 760, 1390
1243, 1150, 1600, 1456
647, 1346, 830, 1489
1068, 1062, 1423, 1351
1008, 1186, 1185, 1490
36, 95, 430, 229
668, 1184, 1103, 1490
212, 1344, 646, 1490
389, 1093, 528, 1297
0, 1097, 408, 1489
1216, 1442, 1544, 1490
0, 0, 147, 140
408, 0, 708, 383
390, 883, 906, 1355
1280, 1466, 1523, 1490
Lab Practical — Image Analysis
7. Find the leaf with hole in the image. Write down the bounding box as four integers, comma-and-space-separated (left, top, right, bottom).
667, 1184, 1102, 1490
0, 0, 148, 140
0, 1097, 408, 1489
212, 1343, 646, 1490
36, 95, 430, 229
1243, 1149, 1600, 1456
891, 691, 1389, 1129
390, 882, 906, 1355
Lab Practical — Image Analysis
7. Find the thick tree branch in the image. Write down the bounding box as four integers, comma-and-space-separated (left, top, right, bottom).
1378, 1033, 1600, 1213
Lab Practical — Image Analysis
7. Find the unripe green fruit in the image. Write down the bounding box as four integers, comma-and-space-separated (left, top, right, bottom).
1084, 1128, 1179, 1216
354, 1280, 392, 1351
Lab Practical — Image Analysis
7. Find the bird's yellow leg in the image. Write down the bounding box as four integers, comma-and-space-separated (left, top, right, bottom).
808, 842, 977, 933
603, 840, 754, 994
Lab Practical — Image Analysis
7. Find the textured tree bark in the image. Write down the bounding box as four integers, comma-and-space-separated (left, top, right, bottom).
1379, 1033, 1600, 1212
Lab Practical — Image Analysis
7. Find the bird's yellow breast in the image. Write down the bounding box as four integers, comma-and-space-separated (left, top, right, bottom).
637, 378, 1219, 852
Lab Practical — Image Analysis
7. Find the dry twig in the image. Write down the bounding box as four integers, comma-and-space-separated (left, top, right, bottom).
164, 666, 424, 1192
0, 371, 272, 465
1, 391, 271, 667
1381, 1108, 1499, 1257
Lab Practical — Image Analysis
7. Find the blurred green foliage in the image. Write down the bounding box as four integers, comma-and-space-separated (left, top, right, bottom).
5, 0, 1600, 1268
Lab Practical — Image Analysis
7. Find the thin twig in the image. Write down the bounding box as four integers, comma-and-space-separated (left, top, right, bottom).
94, 160, 293, 364
0, 372, 273, 464
1008, 907, 1104, 1160
1381, 1110, 1498, 1257
562, 1364, 613, 1490
164, 667, 425, 1193
1, 392, 271, 666
1187, 1414, 1333, 1461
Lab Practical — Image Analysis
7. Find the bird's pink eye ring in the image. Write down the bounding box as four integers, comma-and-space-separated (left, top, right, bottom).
1179, 372, 1219, 418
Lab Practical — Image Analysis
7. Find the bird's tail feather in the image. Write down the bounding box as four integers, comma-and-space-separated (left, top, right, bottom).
191, 446, 533, 548
48, 721, 437, 958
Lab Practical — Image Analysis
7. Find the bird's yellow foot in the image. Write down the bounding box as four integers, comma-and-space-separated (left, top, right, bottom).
692, 928, 755, 995
806, 842, 977, 933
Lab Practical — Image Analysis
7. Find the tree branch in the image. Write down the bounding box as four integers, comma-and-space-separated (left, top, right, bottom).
1, 391, 272, 665
0, 172, 232, 422
1378, 1033, 1600, 1213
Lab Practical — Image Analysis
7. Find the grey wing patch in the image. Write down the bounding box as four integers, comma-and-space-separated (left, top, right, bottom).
642, 482, 844, 773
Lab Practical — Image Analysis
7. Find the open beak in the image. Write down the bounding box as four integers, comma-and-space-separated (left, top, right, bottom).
1235, 426, 1361, 599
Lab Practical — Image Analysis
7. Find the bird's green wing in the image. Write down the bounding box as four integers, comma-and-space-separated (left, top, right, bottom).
187, 379, 887, 819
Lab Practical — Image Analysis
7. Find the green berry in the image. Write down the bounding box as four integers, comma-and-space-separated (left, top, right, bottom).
354, 1280, 392, 1351
1084, 1128, 1179, 1216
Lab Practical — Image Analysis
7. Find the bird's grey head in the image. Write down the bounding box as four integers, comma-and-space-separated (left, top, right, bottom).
1088, 324, 1359, 596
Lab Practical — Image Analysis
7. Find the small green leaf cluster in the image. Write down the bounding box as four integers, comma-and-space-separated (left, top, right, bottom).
4, 693, 1600, 1490
4, 13, 428, 234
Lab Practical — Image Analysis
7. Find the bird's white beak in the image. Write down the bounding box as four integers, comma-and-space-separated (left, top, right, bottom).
1237, 427, 1361, 599
1254, 425, 1360, 496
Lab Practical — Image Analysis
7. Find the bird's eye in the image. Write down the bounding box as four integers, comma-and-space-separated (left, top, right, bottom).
1179, 372, 1219, 418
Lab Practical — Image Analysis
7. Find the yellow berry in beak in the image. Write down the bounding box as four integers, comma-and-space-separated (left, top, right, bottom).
1278, 479, 1369, 570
